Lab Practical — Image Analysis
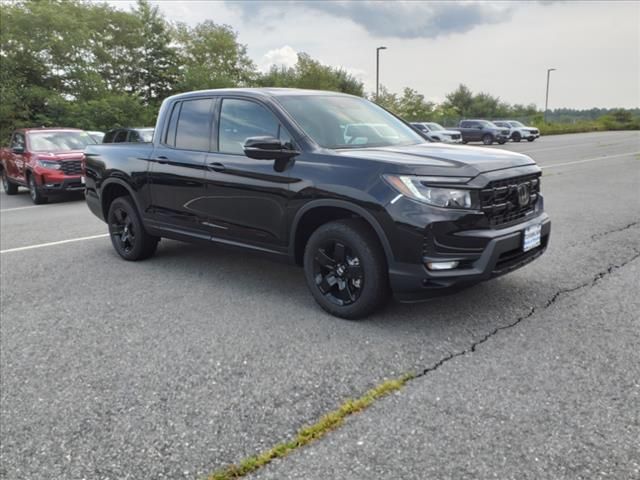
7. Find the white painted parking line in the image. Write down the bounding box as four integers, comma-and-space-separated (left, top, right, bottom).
0, 205, 46, 213
0, 233, 109, 254
542, 151, 639, 169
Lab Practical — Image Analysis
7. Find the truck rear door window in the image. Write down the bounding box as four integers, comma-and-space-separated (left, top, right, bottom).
175, 98, 213, 151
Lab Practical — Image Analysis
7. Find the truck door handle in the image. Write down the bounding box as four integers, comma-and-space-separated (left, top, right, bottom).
208, 162, 226, 172
156, 156, 169, 164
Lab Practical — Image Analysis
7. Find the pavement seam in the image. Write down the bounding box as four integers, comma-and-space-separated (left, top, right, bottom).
205, 250, 639, 480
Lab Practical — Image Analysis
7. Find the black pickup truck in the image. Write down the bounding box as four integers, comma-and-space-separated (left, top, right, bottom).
455, 119, 511, 145
84, 88, 550, 319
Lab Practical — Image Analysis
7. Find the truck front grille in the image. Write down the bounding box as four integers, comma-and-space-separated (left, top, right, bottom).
60, 160, 82, 175
480, 173, 540, 227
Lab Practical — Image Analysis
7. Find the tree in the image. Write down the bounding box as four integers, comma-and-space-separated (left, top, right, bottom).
258, 53, 364, 96
174, 21, 257, 91
443, 84, 474, 118
130, 0, 179, 106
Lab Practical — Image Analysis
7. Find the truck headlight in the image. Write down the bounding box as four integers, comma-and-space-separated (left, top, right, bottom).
36, 159, 61, 170
384, 175, 479, 209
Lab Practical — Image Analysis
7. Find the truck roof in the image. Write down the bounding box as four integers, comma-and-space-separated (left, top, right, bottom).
16, 127, 85, 133
165, 87, 355, 103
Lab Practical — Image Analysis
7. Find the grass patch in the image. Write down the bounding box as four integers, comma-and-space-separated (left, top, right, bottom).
207, 373, 415, 480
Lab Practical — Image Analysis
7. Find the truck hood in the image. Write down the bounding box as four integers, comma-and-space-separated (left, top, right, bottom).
33, 150, 85, 160
335, 142, 536, 177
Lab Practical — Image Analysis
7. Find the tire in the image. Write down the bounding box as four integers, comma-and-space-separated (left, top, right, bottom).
527, 137, 536, 142
498, 138, 507, 145
107, 196, 159, 261
512, 132, 521, 142
482, 134, 493, 145
462, 140, 468, 144
303, 219, 389, 319
2, 170, 19, 195
28, 174, 48, 204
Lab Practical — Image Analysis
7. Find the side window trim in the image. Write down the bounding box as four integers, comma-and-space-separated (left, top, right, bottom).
162, 97, 215, 152
216, 96, 295, 156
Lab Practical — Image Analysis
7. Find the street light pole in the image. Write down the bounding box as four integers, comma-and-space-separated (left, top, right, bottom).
544, 68, 556, 123
376, 46, 387, 101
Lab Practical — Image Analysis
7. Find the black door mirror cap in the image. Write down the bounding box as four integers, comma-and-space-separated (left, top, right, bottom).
243, 136, 299, 161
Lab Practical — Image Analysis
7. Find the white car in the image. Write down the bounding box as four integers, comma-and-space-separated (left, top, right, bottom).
493, 121, 540, 142
410, 122, 463, 144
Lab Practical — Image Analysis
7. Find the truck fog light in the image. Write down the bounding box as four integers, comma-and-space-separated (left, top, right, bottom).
426, 261, 459, 271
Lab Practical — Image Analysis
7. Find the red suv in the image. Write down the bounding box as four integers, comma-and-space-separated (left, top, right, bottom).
0, 128, 96, 204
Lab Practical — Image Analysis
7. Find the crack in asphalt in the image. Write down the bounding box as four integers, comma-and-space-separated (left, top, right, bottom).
413, 249, 640, 380
589, 221, 639, 241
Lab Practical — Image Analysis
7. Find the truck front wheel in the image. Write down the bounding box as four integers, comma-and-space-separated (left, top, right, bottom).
303, 219, 389, 319
28, 174, 48, 204
107, 196, 159, 261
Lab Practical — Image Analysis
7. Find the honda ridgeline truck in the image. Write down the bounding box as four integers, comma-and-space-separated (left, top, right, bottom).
1, 128, 96, 204
83, 88, 550, 319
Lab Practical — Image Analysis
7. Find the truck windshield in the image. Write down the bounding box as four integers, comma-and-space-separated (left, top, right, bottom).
29, 131, 96, 152
277, 95, 423, 149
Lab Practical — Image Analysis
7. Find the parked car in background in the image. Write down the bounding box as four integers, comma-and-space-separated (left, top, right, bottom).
87, 130, 105, 143
103, 127, 154, 143
84, 88, 549, 319
493, 121, 540, 142
454, 120, 510, 145
0, 128, 96, 203
410, 122, 463, 144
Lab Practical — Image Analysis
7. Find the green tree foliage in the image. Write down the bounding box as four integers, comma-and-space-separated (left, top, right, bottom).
174, 21, 256, 91
259, 53, 364, 96
1, 1, 636, 143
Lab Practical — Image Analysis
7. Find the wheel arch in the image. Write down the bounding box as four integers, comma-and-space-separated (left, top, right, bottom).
100, 178, 144, 220
290, 200, 394, 267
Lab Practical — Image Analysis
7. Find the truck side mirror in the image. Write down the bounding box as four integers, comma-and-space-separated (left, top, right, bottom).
243, 136, 299, 161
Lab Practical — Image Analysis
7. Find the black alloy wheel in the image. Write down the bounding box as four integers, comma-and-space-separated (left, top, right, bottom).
110, 206, 136, 254
107, 196, 158, 260
512, 132, 522, 142
313, 240, 364, 307
303, 219, 389, 319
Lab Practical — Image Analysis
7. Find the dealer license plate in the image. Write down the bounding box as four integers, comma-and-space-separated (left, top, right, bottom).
523, 224, 542, 252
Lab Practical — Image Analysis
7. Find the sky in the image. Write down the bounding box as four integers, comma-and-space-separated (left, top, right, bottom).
108, 0, 640, 109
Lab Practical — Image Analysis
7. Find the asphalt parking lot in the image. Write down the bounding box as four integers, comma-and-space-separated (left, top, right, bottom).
1, 131, 639, 479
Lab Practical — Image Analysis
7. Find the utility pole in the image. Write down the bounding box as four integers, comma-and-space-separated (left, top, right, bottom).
376, 46, 387, 101
544, 68, 557, 123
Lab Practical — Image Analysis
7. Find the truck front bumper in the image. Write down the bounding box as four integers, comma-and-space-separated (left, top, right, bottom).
389, 213, 551, 302
39, 176, 84, 193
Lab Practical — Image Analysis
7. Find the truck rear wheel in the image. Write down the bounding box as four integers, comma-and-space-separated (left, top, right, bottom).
482, 134, 493, 145
512, 132, 521, 142
2, 170, 19, 195
107, 196, 158, 261
303, 219, 389, 319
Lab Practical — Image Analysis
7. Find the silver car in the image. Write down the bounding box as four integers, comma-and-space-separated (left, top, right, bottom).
411, 122, 463, 144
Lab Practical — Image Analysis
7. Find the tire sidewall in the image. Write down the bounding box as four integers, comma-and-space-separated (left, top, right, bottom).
108, 197, 147, 260
303, 221, 387, 319
482, 134, 493, 145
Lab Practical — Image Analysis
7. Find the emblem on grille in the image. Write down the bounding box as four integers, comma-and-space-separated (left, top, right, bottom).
517, 183, 530, 207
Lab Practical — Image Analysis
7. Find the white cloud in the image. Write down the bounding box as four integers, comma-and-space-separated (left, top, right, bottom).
259, 45, 299, 72
107, 0, 640, 108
